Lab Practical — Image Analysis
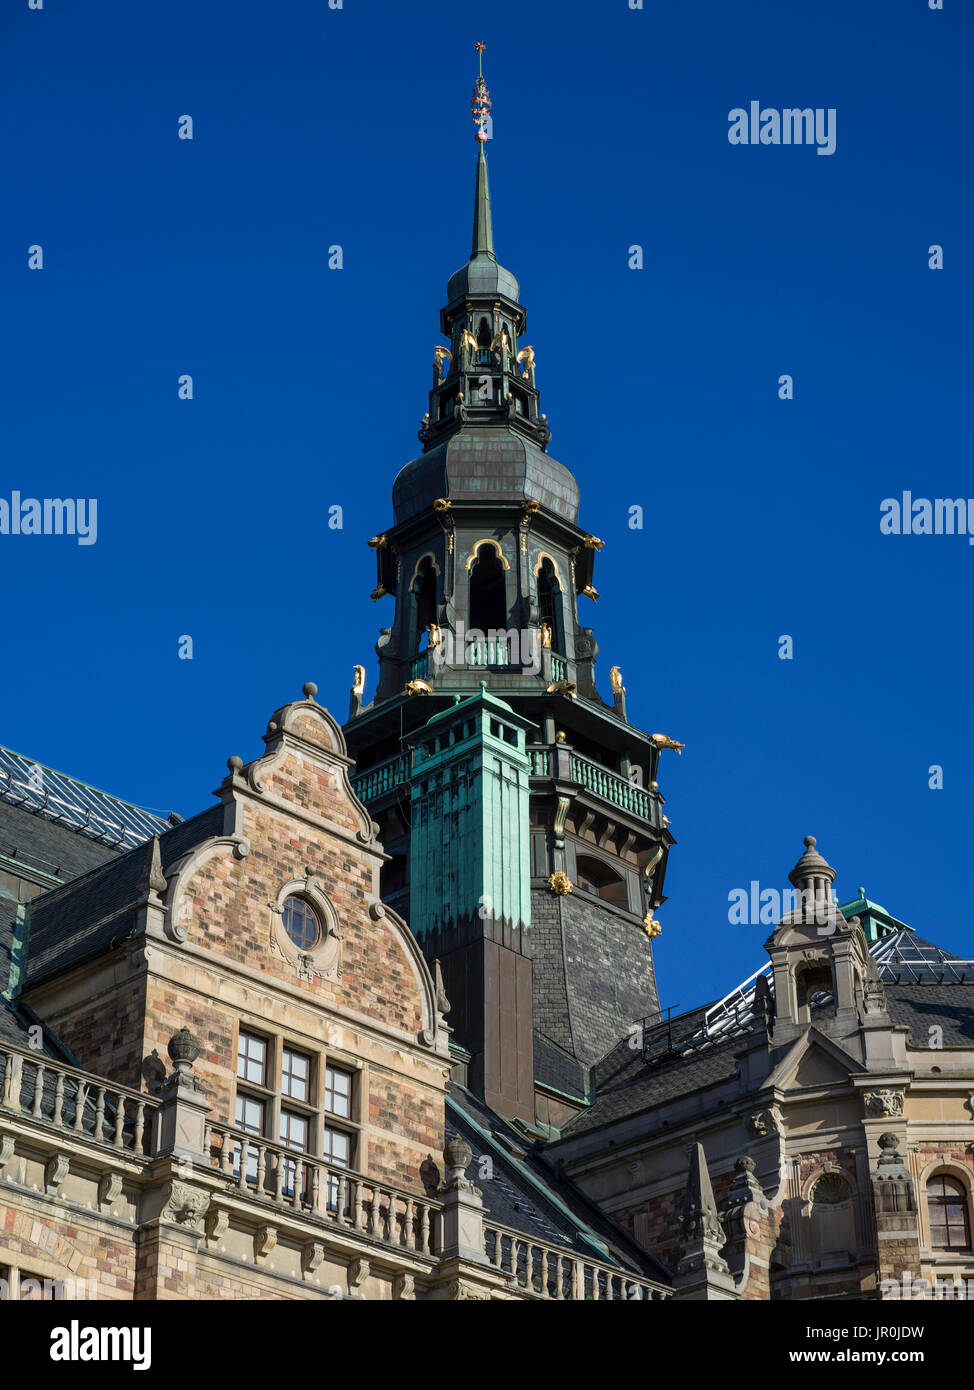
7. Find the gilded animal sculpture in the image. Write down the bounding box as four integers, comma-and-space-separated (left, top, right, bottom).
546, 679, 576, 698
651, 733, 685, 754
516, 345, 535, 376
610, 666, 624, 694
404, 679, 434, 696
351, 665, 366, 696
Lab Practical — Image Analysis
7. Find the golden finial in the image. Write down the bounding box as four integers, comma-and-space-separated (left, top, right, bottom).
471, 43, 491, 144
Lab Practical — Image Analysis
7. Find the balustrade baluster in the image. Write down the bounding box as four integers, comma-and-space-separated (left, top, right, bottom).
403, 1198, 413, 1249
111, 1093, 123, 1147
133, 1101, 145, 1153
352, 1179, 364, 1231
72, 1081, 87, 1132
31, 1065, 45, 1119
95, 1087, 106, 1142
418, 1202, 430, 1253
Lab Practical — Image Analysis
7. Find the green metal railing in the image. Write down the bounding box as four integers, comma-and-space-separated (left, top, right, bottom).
411, 652, 429, 680
467, 638, 510, 667
528, 748, 551, 776
550, 654, 568, 682
352, 753, 409, 803
570, 753, 654, 821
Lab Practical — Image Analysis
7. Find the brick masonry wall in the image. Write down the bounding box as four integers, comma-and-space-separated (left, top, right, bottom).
1, 1201, 136, 1298
51, 974, 148, 1093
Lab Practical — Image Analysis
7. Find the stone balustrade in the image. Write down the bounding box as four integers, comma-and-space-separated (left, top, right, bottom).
209, 1126, 441, 1256
0, 1042, 157, 1155
484, 1222, 666, 1300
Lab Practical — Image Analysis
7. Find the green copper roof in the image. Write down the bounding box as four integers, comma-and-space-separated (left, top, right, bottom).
839, 887, 913, 944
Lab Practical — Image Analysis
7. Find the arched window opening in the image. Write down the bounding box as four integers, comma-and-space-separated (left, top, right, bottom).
413, 561, 437, 646
796, 963, 833, 1012
469, 545, 507, 632
807, 1172, 856, 1261
477, 316, 492, 347
928, 1175, 972, 1250
537, 559, 565, 654
576, 855, 629, 910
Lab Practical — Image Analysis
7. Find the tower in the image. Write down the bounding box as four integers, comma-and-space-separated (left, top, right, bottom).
345, 48, 676, 1125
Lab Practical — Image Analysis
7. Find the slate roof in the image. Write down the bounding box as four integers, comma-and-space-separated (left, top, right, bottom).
561, 928, 974, 1141
0, 800, 120, 885
885, 985, 974, 1047
23, 804, 225, 989
0, 801, 129, 1057
561, 1026, 747, 1139
533, 1031, 588, 1102
447, 1083, 670, 1283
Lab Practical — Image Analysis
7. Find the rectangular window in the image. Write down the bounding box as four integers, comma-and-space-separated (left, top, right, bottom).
325, 1065, 352, 1119
281, 1047, 311, 1102
280, 1109, 309, 1152
237, 1031, 267, 1085
323, 1126, 351, 1167
280, 1110, 310, 1201
323, 1126, 352, 1213
236, 1093, 265, 1136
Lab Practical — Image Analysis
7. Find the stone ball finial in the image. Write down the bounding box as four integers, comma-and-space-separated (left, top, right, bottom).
302, 682, 318, 700
227, 755, 243, 772
804, 835, 816, 848
168, 1027, 202, 1072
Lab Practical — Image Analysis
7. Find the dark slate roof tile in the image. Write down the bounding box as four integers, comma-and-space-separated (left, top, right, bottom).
533, 1031, 588, 1101
24, 803, 226, 988
885, 983, 974, 1047
447, 1084, 670, 1283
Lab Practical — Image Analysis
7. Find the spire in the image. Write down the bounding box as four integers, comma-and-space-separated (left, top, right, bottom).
443, 43, 520, 309
471, 145, 494, 259
470, 43, 495, 259
677, 1142, 729, 1277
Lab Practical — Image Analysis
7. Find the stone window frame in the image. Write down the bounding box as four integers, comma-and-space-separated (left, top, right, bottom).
917, 1159, 974, 1259
231, 1021, 366, 1180
269, 877, 343, 982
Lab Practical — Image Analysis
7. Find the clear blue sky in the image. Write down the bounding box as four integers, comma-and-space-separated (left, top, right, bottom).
3, 0, 971, 1015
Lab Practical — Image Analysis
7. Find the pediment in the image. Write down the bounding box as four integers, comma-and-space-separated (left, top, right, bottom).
763, 1027, 864, 1093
